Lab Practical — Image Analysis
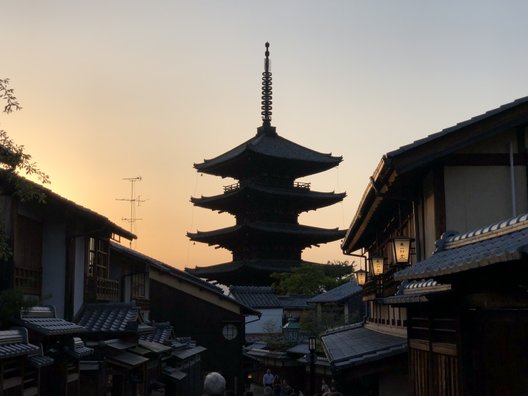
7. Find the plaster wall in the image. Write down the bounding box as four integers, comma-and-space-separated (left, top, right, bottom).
73, 236, 85, 316
444, 165, 528, 233
41, 222, 66, 318
422, 172, 437, 259
246, 308, 283, 334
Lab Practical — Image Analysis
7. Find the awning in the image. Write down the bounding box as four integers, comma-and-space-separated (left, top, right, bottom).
107, 351, 149, 368
105, 339, 136, 350
173, 346, 207, 360
321, 324, 406, 370
138, 339, 172, 354
163, 366, 187, 381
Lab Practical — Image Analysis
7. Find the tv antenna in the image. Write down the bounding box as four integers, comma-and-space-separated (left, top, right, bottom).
116, 176, 146, 246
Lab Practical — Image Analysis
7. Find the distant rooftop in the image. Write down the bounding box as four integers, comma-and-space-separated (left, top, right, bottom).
308, 281, 362, 304
230, 286, 282, 308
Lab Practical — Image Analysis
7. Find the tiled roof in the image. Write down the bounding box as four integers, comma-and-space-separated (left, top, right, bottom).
342, 96, 528, 253
0, 170, 135, 240
308, 281, 362, 303
195, 132, 341, 173
65, 337, 94, 359
192, 183, 345, 213
188, 222, 346, 246
395, 213, 528, 280
229, 286, 282, 308
278, 295, 313, 309
321, 324, 406, 370
140, 322, 173, 345
0, 329, 40, 359
20, 306, 86, 336
28, 355, 54, 368
75, 303, 146, 334
110, 242, 224, 295
387, 96, 528, 159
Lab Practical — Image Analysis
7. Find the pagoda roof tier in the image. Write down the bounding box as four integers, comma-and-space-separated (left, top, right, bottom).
191, 183, 346, 214
194, 129, 342, 179
185, 259, 320, 286
187, 222, 346, 250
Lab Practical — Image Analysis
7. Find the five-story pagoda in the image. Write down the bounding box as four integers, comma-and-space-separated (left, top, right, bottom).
186, 43, 346, 286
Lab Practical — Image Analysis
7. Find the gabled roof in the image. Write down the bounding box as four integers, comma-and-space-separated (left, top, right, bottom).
308, 281, 362, 304
0, 170, 135, 240
321, 323, 406, 370
342, 96, 528, 253
229, 286, 282, 308
194, 131, 342, 179
110, 242, 259, 316
395, 213, 528, 281
110, 242, 222, 294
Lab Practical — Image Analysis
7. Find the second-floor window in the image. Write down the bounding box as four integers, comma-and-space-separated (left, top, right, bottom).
87, 237, 109, 278
131, 271, 147, 299
14, 215, 42, 295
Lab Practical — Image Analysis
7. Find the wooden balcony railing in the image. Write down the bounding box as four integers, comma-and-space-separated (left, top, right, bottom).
96, 277, 120, 302
14, 266, 41, 296
293, 181, 310, 189
223, 183, 240, 193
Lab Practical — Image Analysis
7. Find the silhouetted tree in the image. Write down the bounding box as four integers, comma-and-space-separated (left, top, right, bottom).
271, 261, 352, 295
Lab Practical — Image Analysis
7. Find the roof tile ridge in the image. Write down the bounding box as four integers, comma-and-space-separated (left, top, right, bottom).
442, 213, 528, 250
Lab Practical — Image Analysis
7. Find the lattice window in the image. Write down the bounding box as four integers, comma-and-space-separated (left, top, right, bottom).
87, 237, 109, 278
131, 271, 146, 299
14, 215, 42, 296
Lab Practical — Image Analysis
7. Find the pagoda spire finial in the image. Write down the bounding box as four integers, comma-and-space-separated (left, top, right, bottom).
261, 42, 273, 128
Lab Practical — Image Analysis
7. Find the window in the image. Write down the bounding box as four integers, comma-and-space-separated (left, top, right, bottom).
87, 237, 109, 278
131, 271, 147, 299
14, 215, 42, 295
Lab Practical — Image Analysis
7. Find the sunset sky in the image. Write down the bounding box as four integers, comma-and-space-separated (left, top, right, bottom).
3, 1, 528, 270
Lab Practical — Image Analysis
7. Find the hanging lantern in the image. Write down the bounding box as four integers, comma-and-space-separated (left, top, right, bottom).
391, 236, 411, 264
371, 256, 384, 276
355, 269, 367, 286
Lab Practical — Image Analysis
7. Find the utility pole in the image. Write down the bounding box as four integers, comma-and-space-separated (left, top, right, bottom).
116, 176, 146, 247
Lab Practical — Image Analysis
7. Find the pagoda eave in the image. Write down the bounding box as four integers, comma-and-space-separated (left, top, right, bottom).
191, 187, 346, 213
187, 223, 346, 249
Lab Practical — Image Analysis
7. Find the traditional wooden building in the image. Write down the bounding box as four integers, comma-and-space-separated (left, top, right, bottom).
341, 96, 528, 395
0, 171, 136, 320
187, 43, 346, 286
18, 305, 93, 395
390, 215, 528, 395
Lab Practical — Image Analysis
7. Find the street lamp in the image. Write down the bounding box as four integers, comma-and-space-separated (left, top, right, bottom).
355, 268, 367, 286
391, 236, 412, 264
308, 336, 316, 396
370, 256, 384, 276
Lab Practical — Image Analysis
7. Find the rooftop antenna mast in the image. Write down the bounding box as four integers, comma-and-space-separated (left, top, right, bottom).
116, 176, 145, 247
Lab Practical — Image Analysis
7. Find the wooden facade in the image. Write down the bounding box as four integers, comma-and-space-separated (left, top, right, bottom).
342, 96, 528, 395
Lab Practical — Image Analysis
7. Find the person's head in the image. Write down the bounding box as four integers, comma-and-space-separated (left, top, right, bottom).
203, 372, 226, 396
263, 386, 273, 396
149, 381, 165, 396
266, 368, 271, 374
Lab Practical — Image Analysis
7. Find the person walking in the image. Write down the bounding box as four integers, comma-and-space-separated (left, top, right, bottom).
263, 369, 274, 388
